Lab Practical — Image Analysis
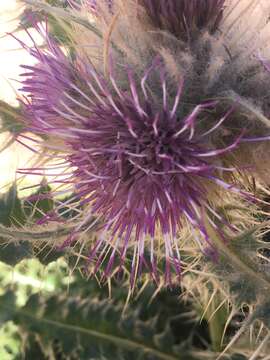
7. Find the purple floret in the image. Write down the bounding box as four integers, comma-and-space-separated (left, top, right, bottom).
16, 19, 255, 287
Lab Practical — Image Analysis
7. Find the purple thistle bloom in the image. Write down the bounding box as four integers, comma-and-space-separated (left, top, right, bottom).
139, 0, 225, 41
16, 20, 256, 287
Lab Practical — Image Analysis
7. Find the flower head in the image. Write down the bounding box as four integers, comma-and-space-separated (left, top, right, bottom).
16, 21, 253, 287
66, 63, 244, 285
139, 0, 225, 41
15, 2, 270, 288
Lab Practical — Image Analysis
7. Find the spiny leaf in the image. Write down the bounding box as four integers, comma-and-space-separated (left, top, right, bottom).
0, 184, 26, 227
24, 181, 54, 221
0, 290, 202, 360
24, 335, 47, 360
0, 322, 21, 360
0, 183, 59, 266
194, 225, 270, 358
204, 224, 270, 308
0, 101, 24, 135
205, 294, 229, 352
0, 241, 32, 267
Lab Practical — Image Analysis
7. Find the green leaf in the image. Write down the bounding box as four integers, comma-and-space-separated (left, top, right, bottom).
0, 290, 201, 360
24, 335, 48, 360
0, 101, 24, 135
0, 242, 32, 267
203, 223, 270, 309
0, 185, 26, 227
206, 294, 229, 352
24, 181, 54, 221
0, 186, 31, 265
198, 224, 270, 358
0, 322, 21, 360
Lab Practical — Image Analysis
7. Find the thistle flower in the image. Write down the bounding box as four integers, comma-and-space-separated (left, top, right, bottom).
16, 1, 270, 287
14, 18, 253, 287
138, 0, 225, 41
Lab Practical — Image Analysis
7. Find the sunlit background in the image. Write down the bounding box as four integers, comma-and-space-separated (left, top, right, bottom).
0, 0, 44, 194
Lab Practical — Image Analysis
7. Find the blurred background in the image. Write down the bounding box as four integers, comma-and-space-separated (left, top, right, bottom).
0, 0, 44, 195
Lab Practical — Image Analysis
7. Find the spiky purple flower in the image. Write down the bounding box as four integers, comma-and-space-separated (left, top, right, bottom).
16, 20, 255, 287
139, 0, 225, 41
